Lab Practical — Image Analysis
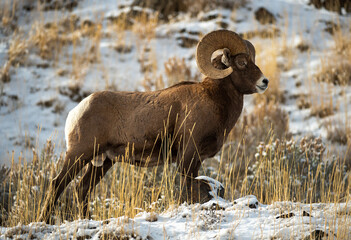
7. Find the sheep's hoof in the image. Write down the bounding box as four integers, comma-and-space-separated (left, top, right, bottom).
179, 176, 225, 204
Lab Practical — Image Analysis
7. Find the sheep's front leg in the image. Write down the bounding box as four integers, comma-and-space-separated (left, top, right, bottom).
38, 150, 89, 223
177, 146, 213, 203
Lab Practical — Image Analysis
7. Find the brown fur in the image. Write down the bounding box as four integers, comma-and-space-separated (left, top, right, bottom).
39, 51, 267, 223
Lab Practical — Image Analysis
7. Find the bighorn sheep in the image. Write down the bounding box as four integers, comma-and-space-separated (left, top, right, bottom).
39, 30, 268, 222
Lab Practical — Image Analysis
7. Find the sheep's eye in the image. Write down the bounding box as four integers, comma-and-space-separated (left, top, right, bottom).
235, 55, 248, 69
238, 60, 247, 67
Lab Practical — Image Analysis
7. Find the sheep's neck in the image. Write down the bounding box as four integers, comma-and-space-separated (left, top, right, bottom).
202, 77, 244, 132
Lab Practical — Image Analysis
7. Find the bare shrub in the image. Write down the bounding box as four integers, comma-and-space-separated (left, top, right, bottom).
141, 75, 164, 91
254, 7, 277, 25
132, 12, 158, 41
184, 0, 244, 16
7, 35, 30, 66
244, 100, 290, 142
220, 100, 290, 182
132, 0, 246, 19
29, 23, 74, 61
310, 0, 351, 14
297, 95, 311, 109
0, 140, 60, 226
244, 136, 346, 203
315, 62, 351, 85
164, 57, 200, 86
0, 62, 11, 83
254, 40, 284, 104
141, 56, 200, 91
242, 28, 280, 39
132, 0, 187, 20
326, 122, 350, 145
316, 25, 351, 85
310, 104, 335, 118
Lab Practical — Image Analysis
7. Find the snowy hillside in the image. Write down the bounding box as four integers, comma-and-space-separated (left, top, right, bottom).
1, 195, 351, 239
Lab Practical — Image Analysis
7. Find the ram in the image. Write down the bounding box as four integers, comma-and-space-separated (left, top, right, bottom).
39, 30, 268, 222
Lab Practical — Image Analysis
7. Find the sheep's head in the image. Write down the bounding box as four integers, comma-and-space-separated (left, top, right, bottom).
196, 30, 268, 94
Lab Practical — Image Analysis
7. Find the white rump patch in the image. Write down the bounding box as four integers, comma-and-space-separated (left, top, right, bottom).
65, 95, 93, 149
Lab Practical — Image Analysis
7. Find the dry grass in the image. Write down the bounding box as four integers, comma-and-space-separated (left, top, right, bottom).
7, 34, 30, 66
326, 120, 351, 146
310, 102, 335, 118
254, 38, 284, 104
316, 61, 351, 85
311, 21, 351, 149
1, 132, 350, 228
238, 136, 349, 204
141, 52, 200, 90
164, 57, 201, 86
215, 99, 290, 185
315, 21, 351, 86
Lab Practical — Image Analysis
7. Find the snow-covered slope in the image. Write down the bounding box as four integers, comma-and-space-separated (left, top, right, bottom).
1, 195, 350, 239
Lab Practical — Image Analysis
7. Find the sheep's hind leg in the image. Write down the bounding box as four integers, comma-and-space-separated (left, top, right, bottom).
76, 157, 114, 219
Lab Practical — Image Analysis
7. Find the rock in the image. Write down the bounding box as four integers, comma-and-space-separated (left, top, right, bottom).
81, 19, 94, 28
39, 0, 79, 11
132, 0, 187, 20
176, 36, 199, 48
254, 7, 277, 25
200, 12, 220, 21
107, 7, 153, 29
216, 20, 229, 29
0, 63, 11, 83
309, 0, 323, 9
145, 212, 158, 222
36, 98, 56, 108
303, 210, 313, 217
59, 84, 91, 102
241, 28, 280, 39
323, 0, 342, 13
276, 212, 295, 219
297, 42, 310, 52
114, 44, 133, 54
303, 229, 331, 240
322, 20, 340, 35
233, 195, 260, 209
309, 0, 351, 14
345, 0, 351, 13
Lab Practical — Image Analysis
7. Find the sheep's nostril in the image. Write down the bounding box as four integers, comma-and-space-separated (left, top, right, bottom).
262, 78, 269, 85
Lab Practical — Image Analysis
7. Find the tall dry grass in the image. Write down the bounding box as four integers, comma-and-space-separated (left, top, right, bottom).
1, 132, 350, 228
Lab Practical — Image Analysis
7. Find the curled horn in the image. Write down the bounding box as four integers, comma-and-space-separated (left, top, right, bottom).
244, 40, 256, 63
196, 30, 249, 79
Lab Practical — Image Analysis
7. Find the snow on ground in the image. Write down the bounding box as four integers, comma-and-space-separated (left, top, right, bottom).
1, 195, 350, 239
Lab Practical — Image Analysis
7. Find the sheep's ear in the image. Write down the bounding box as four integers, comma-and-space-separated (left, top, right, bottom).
221, 48, 231, 67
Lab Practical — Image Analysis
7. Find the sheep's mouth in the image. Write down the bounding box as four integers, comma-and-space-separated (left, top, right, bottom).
256, 84, 268, 93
